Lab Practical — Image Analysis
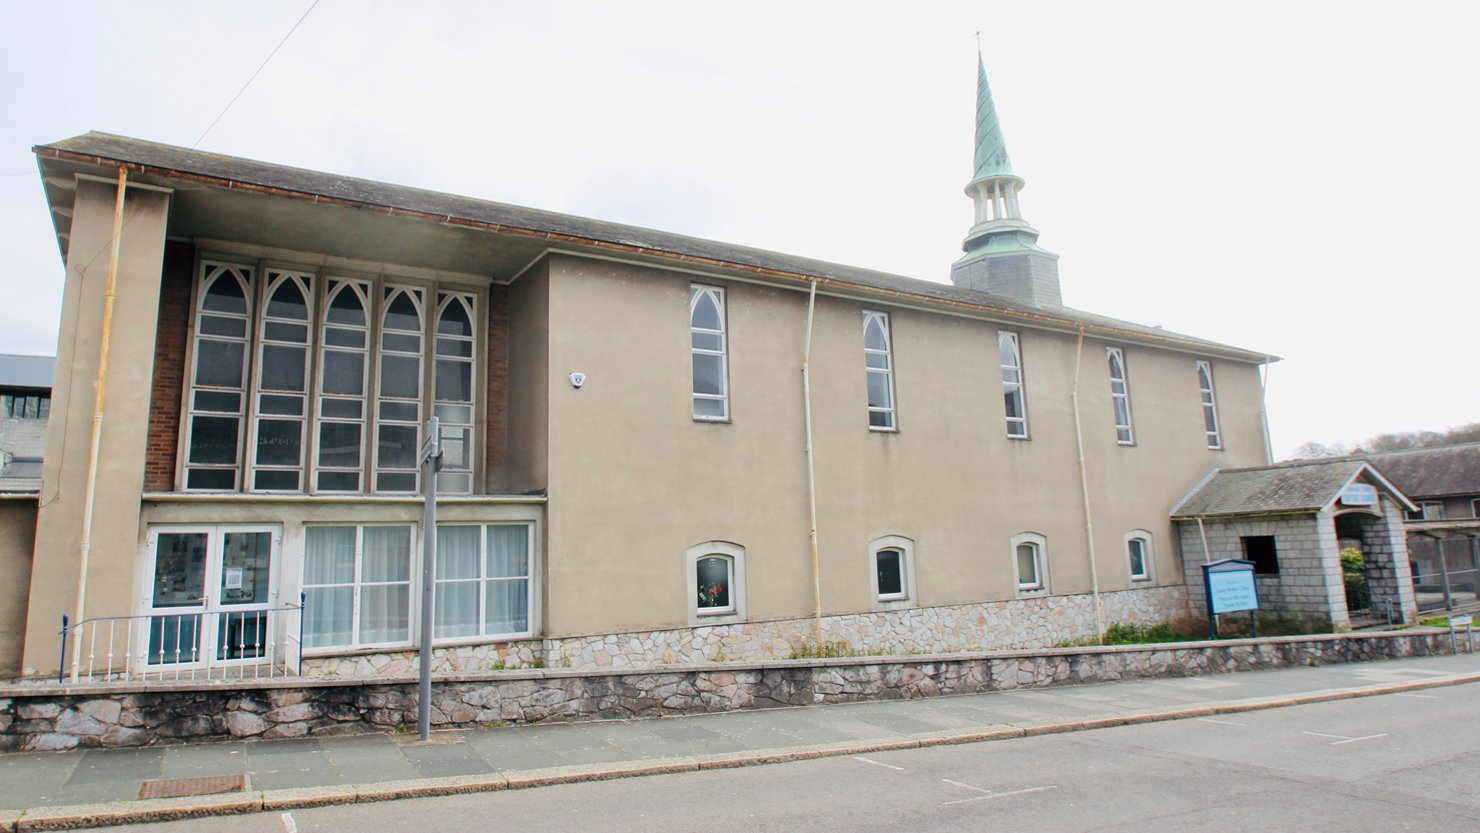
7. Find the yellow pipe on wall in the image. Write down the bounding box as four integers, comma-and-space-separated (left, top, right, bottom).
70, 166, 128, 683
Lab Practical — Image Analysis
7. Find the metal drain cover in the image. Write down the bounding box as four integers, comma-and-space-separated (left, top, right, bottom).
139, 773, 249, 800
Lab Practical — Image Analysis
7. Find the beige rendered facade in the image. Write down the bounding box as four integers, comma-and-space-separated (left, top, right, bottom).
12, 124, 1276, 680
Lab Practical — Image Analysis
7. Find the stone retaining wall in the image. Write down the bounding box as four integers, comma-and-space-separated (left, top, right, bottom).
306, 584, 1189, 677
0, 630, 1452, 752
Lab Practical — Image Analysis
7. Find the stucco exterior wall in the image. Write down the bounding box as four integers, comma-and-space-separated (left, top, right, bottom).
0, 499, 37, 676
536, 253, 1268, 641
23, 180, 170, 676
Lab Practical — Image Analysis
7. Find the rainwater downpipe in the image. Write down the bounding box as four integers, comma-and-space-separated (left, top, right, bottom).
801, 280, 824, 651
1197, 515, 1218, 634
71, 166, 128, 683
1070, 326, 1106, 642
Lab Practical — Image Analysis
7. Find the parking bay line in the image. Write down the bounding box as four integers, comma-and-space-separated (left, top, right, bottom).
852, 756, 905, 771
943, 785, 1060, 806
1302, 731, 1389, 746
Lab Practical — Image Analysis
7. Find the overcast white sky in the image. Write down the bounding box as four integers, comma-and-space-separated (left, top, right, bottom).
1, 1, 1475, 459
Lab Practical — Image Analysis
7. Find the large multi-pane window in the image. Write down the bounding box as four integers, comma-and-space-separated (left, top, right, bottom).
184, 261, 481, 494
433, 524, 533, 640
1106, 347, 1134, 445
999, 331, 1027, 438
862, 311, 896, 430
1196, 360, 1221, 449
302, 525, 413, 650
690, 285, 729, 421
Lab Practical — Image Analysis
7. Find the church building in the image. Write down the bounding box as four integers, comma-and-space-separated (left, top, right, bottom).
10, 58, 1279, 681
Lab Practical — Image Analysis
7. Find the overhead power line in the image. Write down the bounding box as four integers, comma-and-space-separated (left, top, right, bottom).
192, 0, 323, 148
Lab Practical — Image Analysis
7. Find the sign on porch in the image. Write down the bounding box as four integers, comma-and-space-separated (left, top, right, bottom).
1202, 558, 1260, 639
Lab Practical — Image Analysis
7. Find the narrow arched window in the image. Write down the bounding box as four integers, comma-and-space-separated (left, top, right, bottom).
251, 270, 313, 492
999, 331, 1027, 438
690, 285, 729, 420
185, 262, 255, 491
863, 311, 897, 430
435, 292, 477, 494
375, 286, 424, 493
315, 279, 370, 492
1196, 361, 1221, 449
1107, 348, 1134, 445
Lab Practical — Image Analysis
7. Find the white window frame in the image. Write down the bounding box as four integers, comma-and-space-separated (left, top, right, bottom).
373, 285, 426, 494
690, 285, 730, 422
1419, 501, 1445, 521
182, 257, 484, 496
862, 310, 898, 432
248, 269, 315, 493
1196, 360, 1222, 450
999, 330, 1028, 439
1107, 347, 1135, 445
1125, 530, 1153, 582
433, 292, 478, 495
184, 261, 256, 491
432, 522, 536, 644
314, 278, 372, 493
686, 541, 746, 625
1011, 532, 1049, 595
301, 524, 416, 653
869, 535, 917, 610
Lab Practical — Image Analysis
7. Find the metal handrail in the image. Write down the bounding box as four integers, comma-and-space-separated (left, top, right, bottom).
59, 600, 304, 684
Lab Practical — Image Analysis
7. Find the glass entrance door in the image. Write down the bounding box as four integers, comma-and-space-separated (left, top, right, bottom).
145, 526, 278, 670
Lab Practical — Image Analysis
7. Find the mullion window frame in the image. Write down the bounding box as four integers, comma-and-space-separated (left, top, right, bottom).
433, 292, 479, 495
689, 284, 730, 422
247, 269, 315, 493
432, 522, 534, 644
182, 260, 257, 492
1107, 347, 1135, 445
999, 330, 1028, 438
301, 523, 416, 653
1196, 360, 1222, 450
372, 284, 427, 494
862, 310, 897, 432
312, 277, 373, 494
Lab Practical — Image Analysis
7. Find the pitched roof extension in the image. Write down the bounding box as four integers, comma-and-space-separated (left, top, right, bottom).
1171, 459, 1415, 518
1369, 444, 1480, 499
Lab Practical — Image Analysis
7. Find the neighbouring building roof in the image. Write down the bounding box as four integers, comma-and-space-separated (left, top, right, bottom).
1171, 459, 1414, 518
1368, 444, 1480, 499
0, 354, 54, 391
34, 132, 1274, 364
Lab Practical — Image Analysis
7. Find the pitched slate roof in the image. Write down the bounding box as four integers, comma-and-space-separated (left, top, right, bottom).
1369, 444, 1480, 499
1170, 459, 1411, 518
34, 132, 1272, 363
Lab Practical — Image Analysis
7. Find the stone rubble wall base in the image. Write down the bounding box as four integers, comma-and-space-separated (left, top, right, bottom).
306, 585, 1189, 677
0, 630, 1454, 752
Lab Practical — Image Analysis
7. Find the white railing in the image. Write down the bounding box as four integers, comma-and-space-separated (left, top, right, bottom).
59, 597, 303, 684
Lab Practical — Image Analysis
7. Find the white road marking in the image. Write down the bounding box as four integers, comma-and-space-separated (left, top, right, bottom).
1330, 733, 1388, 746
942, 778, 992, 794
1393, 693, 1441, 699
943, 785, 1060, 806
1302, 730, 1389, 746
852, 756, 904, 771
281, 812, 297, 833
1195, 718, 1246, 726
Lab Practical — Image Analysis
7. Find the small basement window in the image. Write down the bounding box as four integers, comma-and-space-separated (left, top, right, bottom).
1242, 535, 1279, 575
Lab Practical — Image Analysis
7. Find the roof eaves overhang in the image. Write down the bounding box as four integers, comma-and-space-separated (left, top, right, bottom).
34, 142, 1275, 365
1321, 462, 1418, 515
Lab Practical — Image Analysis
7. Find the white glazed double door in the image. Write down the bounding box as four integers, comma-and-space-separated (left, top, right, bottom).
143, 525, 279, 669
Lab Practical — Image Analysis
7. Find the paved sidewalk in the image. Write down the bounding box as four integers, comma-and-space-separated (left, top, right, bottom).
3, 652, 1479, 830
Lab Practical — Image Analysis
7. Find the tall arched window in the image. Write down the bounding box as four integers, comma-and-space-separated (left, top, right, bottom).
1107, 348, 1134, 445
1196, 361, 1221, 449
999, 331, 1028, 438
863, 311, 897, 430
251, 270, 313, 492
185, 262, 255, 491
315, 279, 370, 492
435, 292, 477, 494
375, 286, 424, 493
690, 285, 729, 421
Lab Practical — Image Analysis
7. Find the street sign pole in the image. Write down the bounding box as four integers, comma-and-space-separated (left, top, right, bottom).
417, 416, 441, 741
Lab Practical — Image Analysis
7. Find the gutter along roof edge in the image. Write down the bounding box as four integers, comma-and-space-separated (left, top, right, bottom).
34, 137, 1275, 364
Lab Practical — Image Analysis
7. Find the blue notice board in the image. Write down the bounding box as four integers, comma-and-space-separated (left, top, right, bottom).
1203, 559, 1259, 614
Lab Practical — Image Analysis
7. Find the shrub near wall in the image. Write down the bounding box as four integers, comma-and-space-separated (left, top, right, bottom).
0, 631, 1454, 752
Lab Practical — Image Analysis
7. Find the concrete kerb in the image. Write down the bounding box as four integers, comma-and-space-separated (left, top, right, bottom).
10, 670, 1480, 831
